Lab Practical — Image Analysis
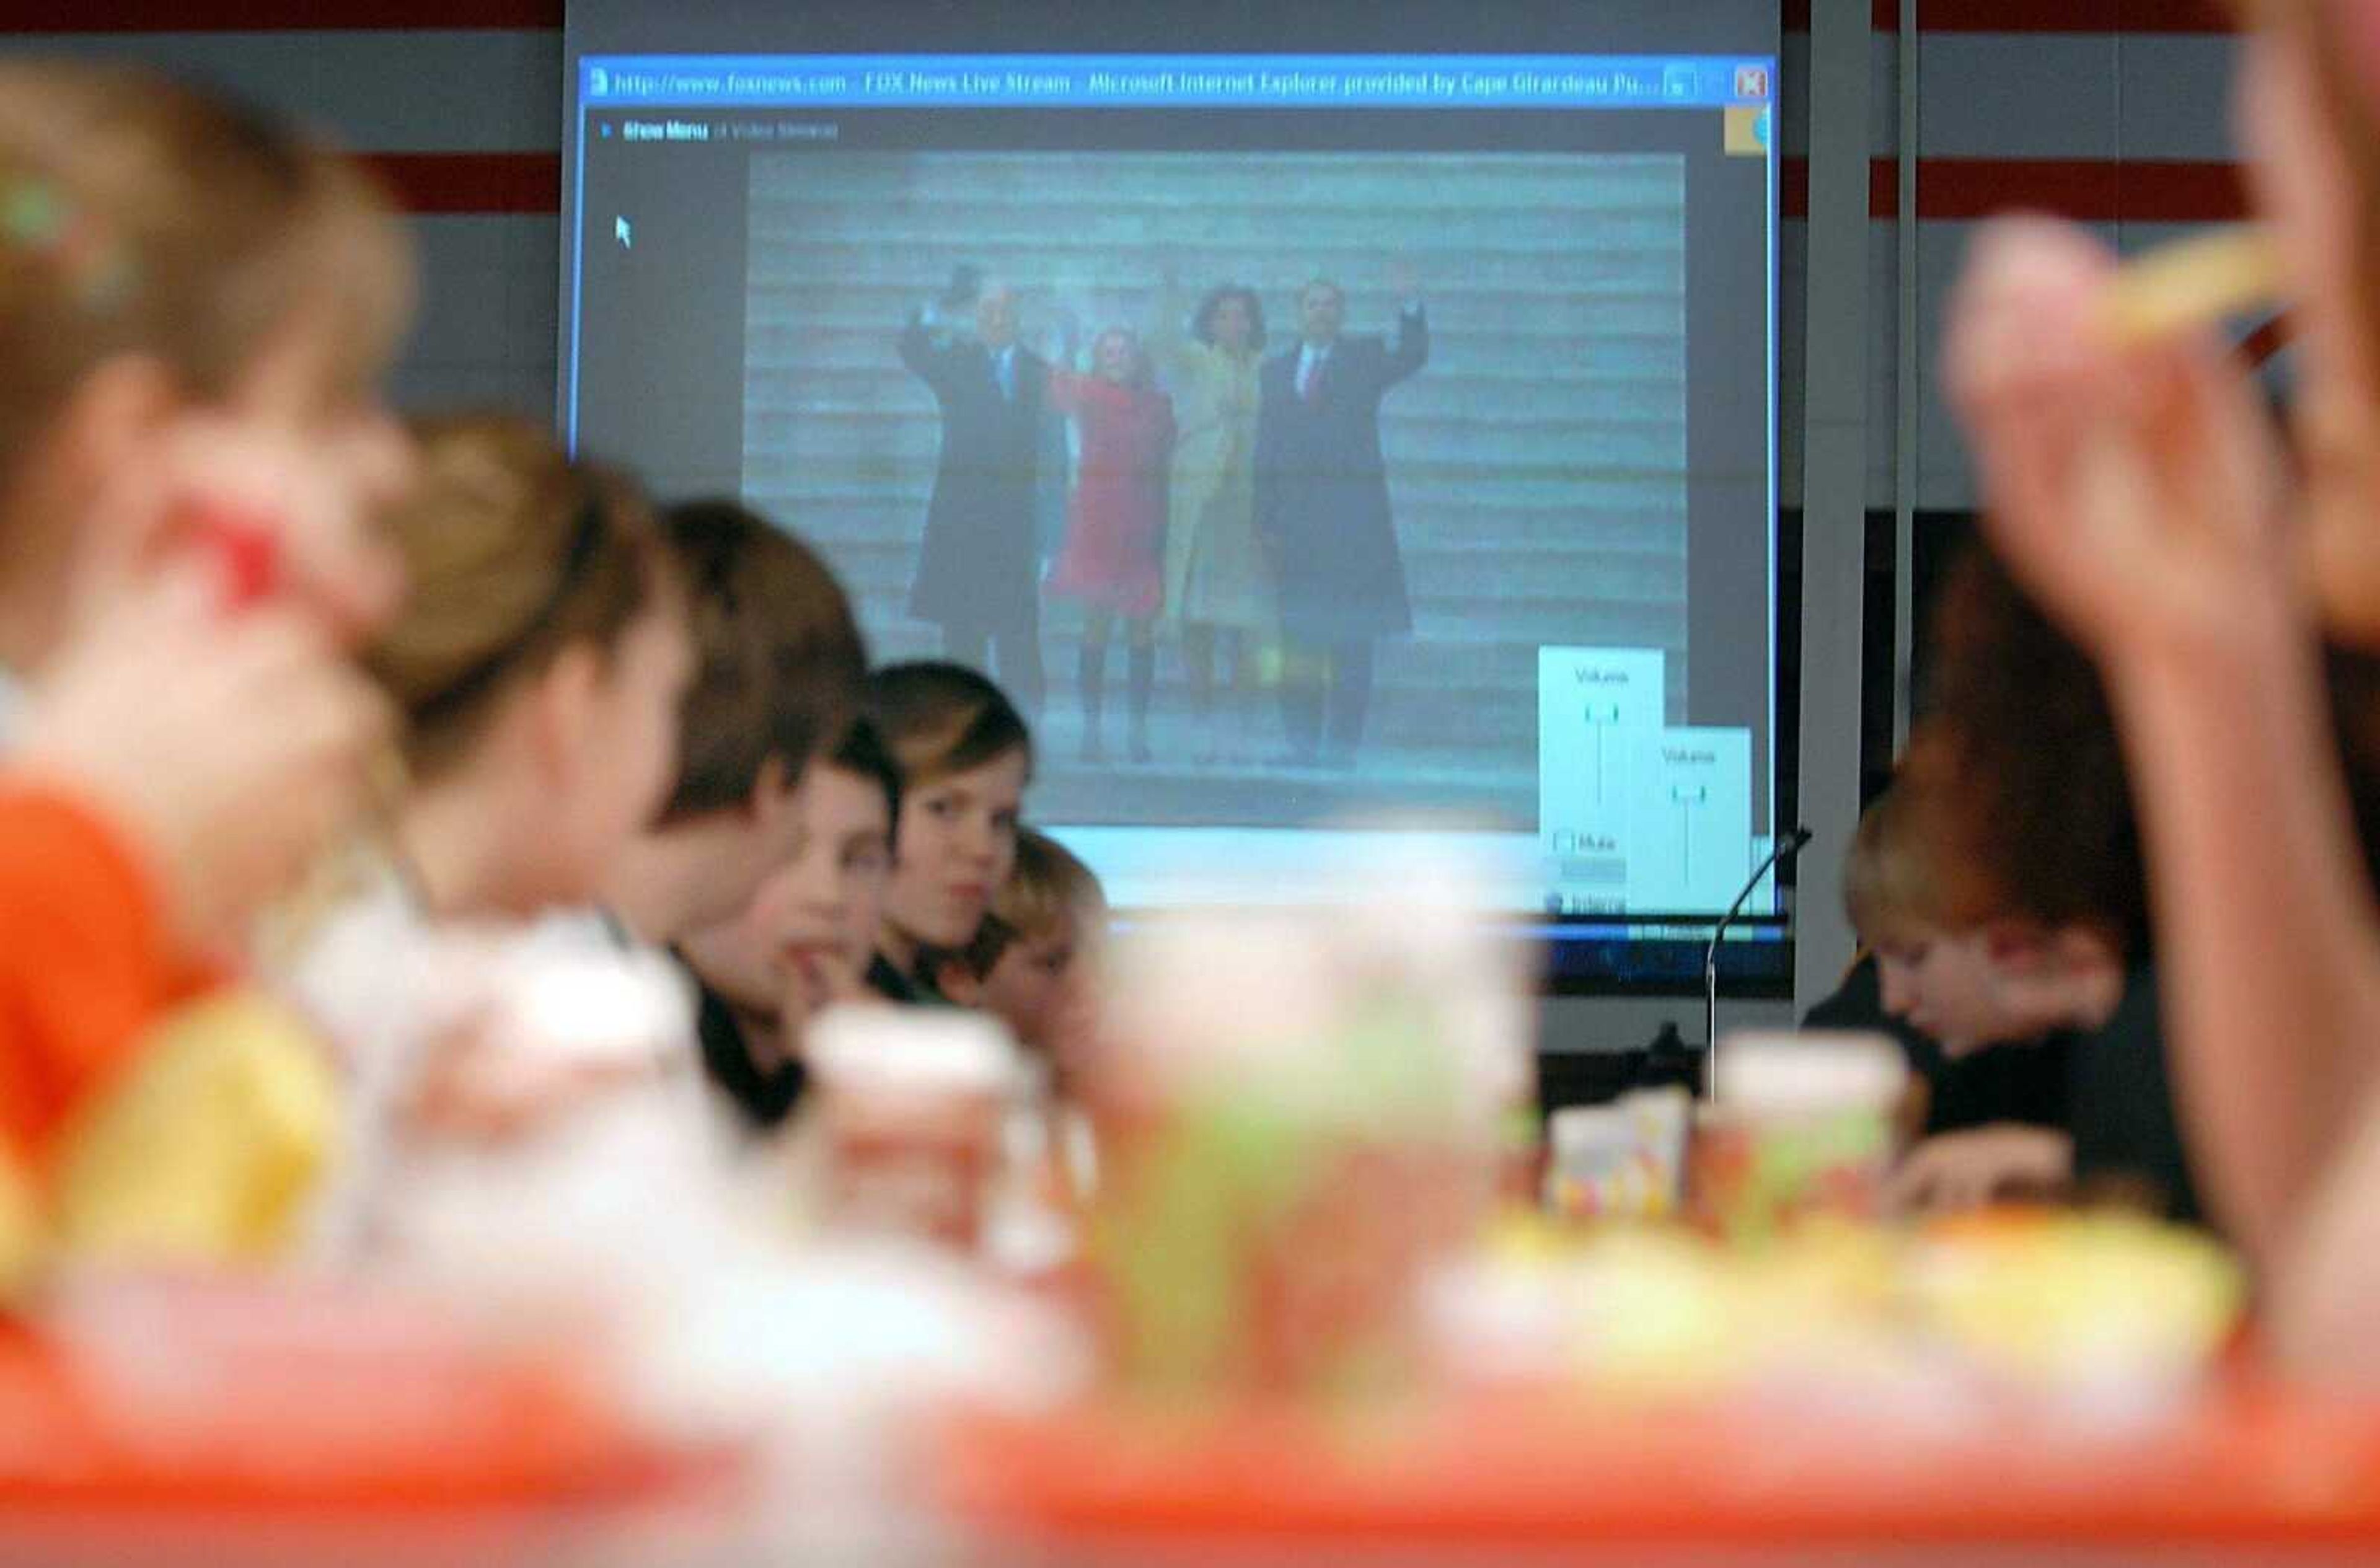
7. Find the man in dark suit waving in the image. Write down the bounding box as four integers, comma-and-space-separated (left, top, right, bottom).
1254, 270, 1427, 767
899, 280, 1047, 715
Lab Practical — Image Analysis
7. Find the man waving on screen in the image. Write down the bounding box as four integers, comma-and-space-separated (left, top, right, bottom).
1254, 263, 1427, 769
899, 277, 1048, 716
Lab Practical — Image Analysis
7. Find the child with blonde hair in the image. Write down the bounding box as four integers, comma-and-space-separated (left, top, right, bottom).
934, 828, 1108, 1083
284, 414, 693, 1251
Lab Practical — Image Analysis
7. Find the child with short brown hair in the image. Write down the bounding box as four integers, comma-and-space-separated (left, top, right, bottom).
863, 661, 1034, 1000
601, 499, 870, 948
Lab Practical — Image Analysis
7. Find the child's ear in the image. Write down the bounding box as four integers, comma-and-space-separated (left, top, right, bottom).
46, 355, 189, 592
526, 644, 603, 783
61, 353, 178, 477
935, 959, 984, 1007
1980, 920, 2054, 970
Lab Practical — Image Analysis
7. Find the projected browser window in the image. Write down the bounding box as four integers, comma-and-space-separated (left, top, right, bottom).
564, 51, 1777, 918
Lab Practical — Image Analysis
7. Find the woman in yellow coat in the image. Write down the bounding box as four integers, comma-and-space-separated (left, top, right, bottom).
1151, 268, 1275, 764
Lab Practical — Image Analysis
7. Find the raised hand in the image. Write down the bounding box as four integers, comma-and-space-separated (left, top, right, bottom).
1886, 1125, 2073, 1215
1944, 218, 2294, 674
779, 945, 866, 1037
17, 566, 395, 951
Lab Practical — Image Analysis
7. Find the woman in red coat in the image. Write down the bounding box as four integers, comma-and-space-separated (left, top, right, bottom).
1047, 327, 1176, 764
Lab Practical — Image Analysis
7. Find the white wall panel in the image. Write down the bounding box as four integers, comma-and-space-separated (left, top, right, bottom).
1776, 219, 1906, 513
1777, 33, 1900, 157
2117, 35, 2242, 164
1918, 35, 2122, 159
389, 214, 556, 418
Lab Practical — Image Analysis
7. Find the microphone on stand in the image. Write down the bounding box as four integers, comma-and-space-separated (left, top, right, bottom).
1704, 826, 1814, 1101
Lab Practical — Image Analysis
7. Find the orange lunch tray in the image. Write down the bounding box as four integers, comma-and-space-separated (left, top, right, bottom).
0, 1297, 745, 1520
933, 1385, 2380, 1553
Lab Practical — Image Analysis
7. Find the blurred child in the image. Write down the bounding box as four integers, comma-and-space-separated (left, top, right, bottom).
297, 493, 872, 1288
863, 662, 1033, 1002
932, 829, 1107, 1086
1893, 553, 2208, 1224
0, 61, 415, 1254
1944, 0, 2380, 1378
1833, 780, 2076, 1215
935, 827, 1107, 1222
284, 415, 691, 1249
678, 718, 899, 1132
601, 499, 869, 949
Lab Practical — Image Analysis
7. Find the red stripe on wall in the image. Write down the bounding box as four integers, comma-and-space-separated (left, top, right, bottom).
354, 152, 2243, 225
1784, 0, 2234, 32
7, 0, 560, 29
16, 0, 2239, 36
1931, 0, 2235, 31
363, 152, 560, 216
1781, 157, 2248, 223
362, 152, 2242, 222
1913, 159, 2249, 222
20, 0, 2241, 33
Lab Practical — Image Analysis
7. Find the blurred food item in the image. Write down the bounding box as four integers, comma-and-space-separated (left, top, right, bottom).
51, 987, 337, 1267
2097, 227, 2280, 345
404, 938, 693, 1139
1529, 1220, 1906, 1403
1084, 857, 1532, 1403
1462, 1206, 2241, 1415
1692, 1031, 1908, 1244
1545, 1088, 1690, 1222
1909, 1206, 2243, 1407
810, 1005, 1022, 1254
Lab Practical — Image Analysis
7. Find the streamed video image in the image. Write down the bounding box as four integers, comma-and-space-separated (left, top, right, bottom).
740, 150, 1693, 832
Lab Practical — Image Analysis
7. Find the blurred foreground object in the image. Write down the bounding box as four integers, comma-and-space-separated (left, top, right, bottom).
0, 987, 341, 1286
940, 1210, 2264, 1561
1083, 851, 1530, 1401
2096, 227, 2280, 346
0, 1275, 748, 1566
1691, 1031, 1908, 1243
1543, 1088, 1690, 1222
809, 1005, 1023, 1254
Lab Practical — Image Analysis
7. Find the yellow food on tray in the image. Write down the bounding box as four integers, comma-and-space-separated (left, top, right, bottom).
1469, 1207, 2242, 1414
1908, 1208, 2243, 1393
0, 1153, 42, 1295
2098, 228, 2281, 345
50, 987, 338, 1267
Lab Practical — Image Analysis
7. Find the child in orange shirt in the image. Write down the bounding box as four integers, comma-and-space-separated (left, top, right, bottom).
0, 60, 415, 1201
